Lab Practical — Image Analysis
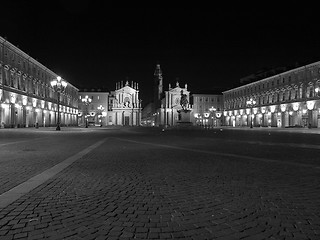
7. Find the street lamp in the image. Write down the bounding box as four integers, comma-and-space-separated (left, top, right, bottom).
50, 76, 67, 131
97, 105, 104, 127
246, 98, 256, 128
209, 106, 216, 128
82, 95, 92, 128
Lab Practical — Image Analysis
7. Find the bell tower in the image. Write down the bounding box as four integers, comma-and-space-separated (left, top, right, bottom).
153, 63, 163, 110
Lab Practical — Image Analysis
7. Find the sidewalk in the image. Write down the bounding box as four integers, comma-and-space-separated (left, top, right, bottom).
218, 125, 320, 134
1, 125, 320, 135
0, 125, 121, 132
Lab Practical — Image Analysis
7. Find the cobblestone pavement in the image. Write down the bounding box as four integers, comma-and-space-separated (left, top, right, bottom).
0, 127, 319, 239
0, 128, 105, 195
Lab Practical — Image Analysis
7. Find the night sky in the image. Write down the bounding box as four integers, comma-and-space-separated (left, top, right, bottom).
2, 2, 320, 107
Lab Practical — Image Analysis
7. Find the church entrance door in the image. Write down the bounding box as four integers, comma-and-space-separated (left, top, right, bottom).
124, 116, 130, 126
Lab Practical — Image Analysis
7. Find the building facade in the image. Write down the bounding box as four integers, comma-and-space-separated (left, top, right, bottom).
223, 61, 320, 128
79, 81, 142, 127
154, 79, 192, 127
141, 102, 154, 126
0, 36, 79, 128
150, 64, 227, 128
108, 80, 141, 126
78, 89, 109, 127
192, 93, 223, 127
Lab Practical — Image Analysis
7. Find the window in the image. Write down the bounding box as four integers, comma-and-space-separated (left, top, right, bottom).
288, 90, 291, 100
10, 72, 14, 87
17, 74, 21, 90
309, 86, 314, 98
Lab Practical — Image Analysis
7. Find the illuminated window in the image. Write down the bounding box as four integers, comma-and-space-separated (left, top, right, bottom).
299, 87, 303, 98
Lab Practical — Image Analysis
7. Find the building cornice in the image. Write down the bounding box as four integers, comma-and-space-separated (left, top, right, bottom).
222, 60, 320, 94
0, 36, 78, 91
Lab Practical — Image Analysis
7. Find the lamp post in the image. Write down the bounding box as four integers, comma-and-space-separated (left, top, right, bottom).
50, 76, 67, 131
97, 105, 104, 127
246, 98, 256, 128
209, 106, 216, 128
82, 95, 92, 128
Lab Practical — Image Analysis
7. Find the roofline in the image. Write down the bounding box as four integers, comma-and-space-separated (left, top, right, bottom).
0, 36, 78, 91
191, 93, 223, 96
222, 60, 320, 94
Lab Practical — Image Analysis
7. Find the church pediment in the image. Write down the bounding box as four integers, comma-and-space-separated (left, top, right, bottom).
169, 87, 183, 93
116, 85, 136, 93
169, 87, 190, 96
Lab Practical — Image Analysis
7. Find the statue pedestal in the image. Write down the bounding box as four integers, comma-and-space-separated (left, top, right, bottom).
177, 109, 193, 127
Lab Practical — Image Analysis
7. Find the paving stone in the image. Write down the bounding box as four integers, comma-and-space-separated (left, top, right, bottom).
1, 129, 320, 239
13, 232, 28, 239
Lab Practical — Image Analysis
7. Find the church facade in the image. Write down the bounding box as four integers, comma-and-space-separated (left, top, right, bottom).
78, 80, 141, 127
153, 64, 193, 127
108, 81, 141, 126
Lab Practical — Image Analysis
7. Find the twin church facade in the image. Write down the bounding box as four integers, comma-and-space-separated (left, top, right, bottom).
1, 35, 320, 129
